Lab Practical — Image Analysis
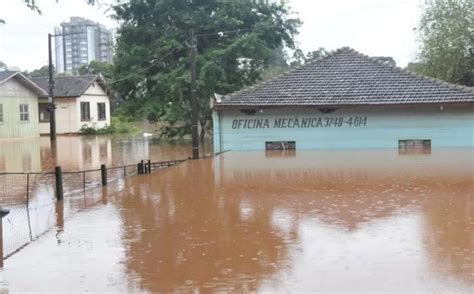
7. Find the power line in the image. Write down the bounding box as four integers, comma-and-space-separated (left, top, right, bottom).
106, 41, 188, 85
105, 28, 255, 85
196, 28, 254, 38
66, 28, 254, 85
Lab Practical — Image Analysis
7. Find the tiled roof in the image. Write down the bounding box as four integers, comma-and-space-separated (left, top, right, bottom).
0, 71, 17, 82
32, 75, 102, 98
215, 47, 474, 108
0, 71, 48, 95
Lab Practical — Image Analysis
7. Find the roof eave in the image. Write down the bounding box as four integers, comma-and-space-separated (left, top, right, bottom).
1, 72, 48, 96
213, 101, 474, 110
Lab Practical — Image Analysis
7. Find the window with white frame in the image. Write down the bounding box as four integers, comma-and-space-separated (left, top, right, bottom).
19, 104, 29, 122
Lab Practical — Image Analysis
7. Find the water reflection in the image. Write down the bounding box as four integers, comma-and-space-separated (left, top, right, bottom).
117, 159, 297, 292
114, 149, 473, 292
423, 194, 473, 284
0, 136, 202, 173
2, 147, 473, 292
0, 139, 41, 172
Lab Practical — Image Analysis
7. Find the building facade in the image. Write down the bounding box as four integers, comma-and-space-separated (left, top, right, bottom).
55, 17, 114, 74
0, 72, 46, 139
32, 75, 112, 134
212, 48, 474, 151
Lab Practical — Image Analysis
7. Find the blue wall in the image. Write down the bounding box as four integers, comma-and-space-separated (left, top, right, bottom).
212, 105, 474, 152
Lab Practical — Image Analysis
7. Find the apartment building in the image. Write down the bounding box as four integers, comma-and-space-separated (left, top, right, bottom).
54, 17, 113, 74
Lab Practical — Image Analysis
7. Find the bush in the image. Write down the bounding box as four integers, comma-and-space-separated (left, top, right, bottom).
79, 117, 140, 135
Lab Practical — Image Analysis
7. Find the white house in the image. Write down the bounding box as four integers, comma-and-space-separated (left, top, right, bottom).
32, 75, 112, 135
0, 71, 47, 139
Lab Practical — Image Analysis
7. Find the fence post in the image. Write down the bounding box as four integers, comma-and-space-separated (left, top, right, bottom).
141, 160, 145, 174
147, 160, 151, 174
26, 173, 30, 204
55, 166, 63, 201
82, 171, 86, 190
0, 208, 10, 268
123, 166, 127, 178
137, 162, 142, 175
101, 164, 107, 186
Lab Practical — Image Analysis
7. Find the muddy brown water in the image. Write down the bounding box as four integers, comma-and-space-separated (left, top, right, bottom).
0, 138, 472, 292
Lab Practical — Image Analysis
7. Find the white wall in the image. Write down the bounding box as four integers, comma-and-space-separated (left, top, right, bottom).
76, 81, 111, 131
40, 82, 111, 134
39, 97, 77, 134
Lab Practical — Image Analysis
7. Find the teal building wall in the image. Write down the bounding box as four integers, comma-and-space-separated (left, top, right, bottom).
212, 105, 474, 152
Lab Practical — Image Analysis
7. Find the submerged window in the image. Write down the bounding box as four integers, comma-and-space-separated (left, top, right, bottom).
19, 104, 29, 122
265, 141, 296, 151
399, 140, 431, 155
80, 102, 91, 121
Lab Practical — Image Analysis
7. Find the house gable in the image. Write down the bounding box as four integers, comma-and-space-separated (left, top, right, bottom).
82, 81, 109, 97
0, 77, 40, 98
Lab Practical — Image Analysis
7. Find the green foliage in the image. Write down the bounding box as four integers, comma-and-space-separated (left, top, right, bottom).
77, 61, 113, 79
25, 65, 51, 77
112, 0, 301, 140
0, 61, 7, 71
79, 117, 140, 135
290, 47, 328, 67
413, 0, 474, 86
2, 1, 96, 23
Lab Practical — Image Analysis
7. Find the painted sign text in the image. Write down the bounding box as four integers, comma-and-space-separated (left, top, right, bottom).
232, 116, 368, 129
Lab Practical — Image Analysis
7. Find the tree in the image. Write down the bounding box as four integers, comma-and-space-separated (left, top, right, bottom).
412, 0, 474, 86
25, 65, 51, 77
77, 61, 113, 79
373, 56, 396, 67
1, 1, 96, 23
290, 47, 328, 67
112, 0, 301, 140
0, 61, 7, 71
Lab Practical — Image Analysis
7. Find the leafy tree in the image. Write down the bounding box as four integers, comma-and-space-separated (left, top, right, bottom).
373, 56, 396, 67
413, 0, 474, 86
0, 61, 7, 71
1, 1, 96, 23
77, 61, 113, 79
290, 47, 328, 67
25, 65, 51, 77
261, 47, 290, 80
112, 0, 301, 140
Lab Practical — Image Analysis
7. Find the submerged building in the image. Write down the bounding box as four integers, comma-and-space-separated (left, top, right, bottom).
211, 48, 474, 151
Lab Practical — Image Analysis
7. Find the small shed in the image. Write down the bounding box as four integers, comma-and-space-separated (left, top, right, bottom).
211, 48, 474, 151
0, 71, 46, 139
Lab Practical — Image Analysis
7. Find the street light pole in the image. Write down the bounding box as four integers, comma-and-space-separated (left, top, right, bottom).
190, 28, 199, 159
48, 33, 57, 142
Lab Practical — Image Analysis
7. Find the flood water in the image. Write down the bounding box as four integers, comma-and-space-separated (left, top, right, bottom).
0, 137, 472, 292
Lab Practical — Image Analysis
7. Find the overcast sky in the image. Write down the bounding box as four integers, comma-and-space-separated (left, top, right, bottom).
0, 0, 423, 71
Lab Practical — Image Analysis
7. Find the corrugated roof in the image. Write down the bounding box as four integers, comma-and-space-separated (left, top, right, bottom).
31, 75, 102, 98
215, 47, 474, 108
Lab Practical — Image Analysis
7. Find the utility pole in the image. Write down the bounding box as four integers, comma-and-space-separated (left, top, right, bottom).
190, 29, 199, 159
48, 33, 57, 142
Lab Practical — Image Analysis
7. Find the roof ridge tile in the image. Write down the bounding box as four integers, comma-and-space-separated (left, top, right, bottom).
215, 47, 474, 108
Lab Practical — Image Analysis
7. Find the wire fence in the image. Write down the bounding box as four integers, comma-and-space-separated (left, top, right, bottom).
0, 159, 186, 259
